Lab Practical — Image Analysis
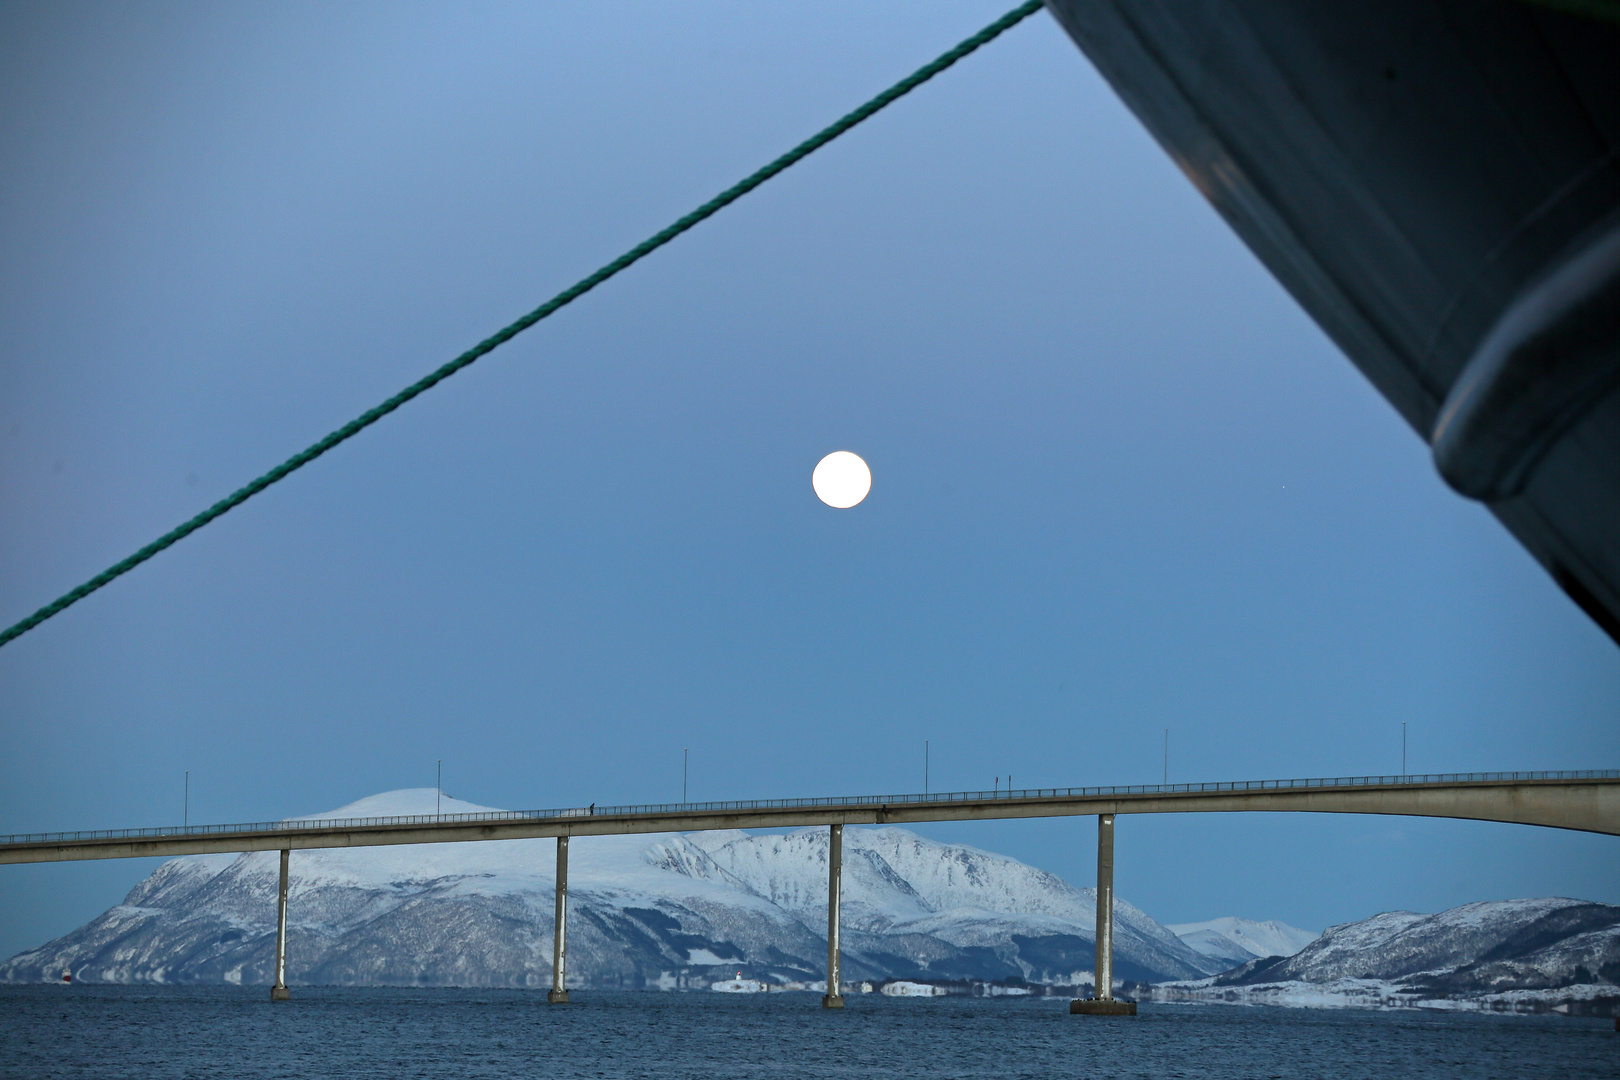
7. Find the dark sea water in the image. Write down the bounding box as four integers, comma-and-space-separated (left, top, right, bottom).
0, 985, 1615, 1080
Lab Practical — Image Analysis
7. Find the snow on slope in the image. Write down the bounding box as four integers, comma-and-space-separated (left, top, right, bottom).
1168, 918, 1318, 967
1233, 899, 1603, 984
0, 789, 1215, 988
1147, 898, 1620, 1016
689, 827, 1209, 979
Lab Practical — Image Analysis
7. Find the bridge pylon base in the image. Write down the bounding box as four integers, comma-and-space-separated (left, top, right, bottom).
547, 990, 569, 1004
1070, 998, 1135, 1016
270, 986, 290, 1002
821, 994, 844, 1009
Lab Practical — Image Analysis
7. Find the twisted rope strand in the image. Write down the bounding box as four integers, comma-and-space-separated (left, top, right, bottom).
0, 1, 1044, 650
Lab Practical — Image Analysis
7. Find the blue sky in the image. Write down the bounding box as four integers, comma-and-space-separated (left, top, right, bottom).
1, 1, 1616, 961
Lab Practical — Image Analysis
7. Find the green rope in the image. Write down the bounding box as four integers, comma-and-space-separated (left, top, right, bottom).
0, 1, 1044, 651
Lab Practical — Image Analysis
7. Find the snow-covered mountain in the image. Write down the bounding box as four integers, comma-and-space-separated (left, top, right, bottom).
1168, 917, 1317, 967
0, 789, 1217, 989
1148, 898, 1620, 1016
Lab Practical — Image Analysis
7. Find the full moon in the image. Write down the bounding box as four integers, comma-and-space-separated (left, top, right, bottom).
812, 451, 872, 509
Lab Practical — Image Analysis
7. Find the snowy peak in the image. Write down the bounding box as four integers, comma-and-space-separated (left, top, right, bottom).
1, 789, 1223, 988
651, 825, 1211, 979
846, 828, 1088, 923
1168, 917, 1317, 966
292, 788, 504, 820
691, 827, 1079, 931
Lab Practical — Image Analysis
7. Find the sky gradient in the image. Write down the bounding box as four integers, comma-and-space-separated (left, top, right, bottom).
2, 1, 1617, 962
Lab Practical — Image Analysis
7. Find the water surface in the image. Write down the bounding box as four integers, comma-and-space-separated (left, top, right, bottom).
1, 985, 1614, 1079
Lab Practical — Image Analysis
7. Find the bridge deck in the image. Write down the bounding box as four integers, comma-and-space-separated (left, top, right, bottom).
2, 771, 1616, 865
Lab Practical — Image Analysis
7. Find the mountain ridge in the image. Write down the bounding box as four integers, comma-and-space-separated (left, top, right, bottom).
1146, 897, 1620, 1016
9, 789, 1613, 1016
0, 789, 1215, 989
1167, 917, 1317, 967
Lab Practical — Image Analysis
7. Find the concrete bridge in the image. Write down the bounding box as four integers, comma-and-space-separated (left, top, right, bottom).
4, 770, 1615, 1011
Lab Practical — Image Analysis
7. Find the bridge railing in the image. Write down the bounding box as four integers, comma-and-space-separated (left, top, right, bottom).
2, 769, 1615, 847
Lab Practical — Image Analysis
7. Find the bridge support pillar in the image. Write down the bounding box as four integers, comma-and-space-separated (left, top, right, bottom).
822, 824, 843, 1008
1071, 814, 1134, 1016
548, 835, 569, 1003
271, 848, 290, 1001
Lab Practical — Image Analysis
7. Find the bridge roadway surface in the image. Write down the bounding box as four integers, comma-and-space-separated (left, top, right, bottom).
2, 771, 1616, 865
